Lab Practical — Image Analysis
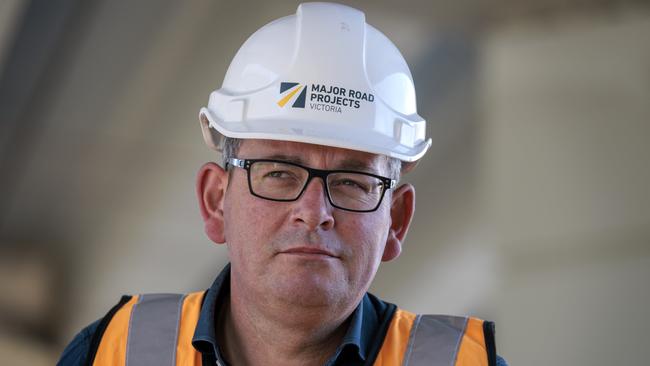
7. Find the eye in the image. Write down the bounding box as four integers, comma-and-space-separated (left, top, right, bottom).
264, 170, 294, 179
332, 178, 370, 192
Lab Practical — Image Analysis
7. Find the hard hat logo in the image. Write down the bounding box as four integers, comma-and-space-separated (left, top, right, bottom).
278, 81, 376, 114
278, 83, 307, 108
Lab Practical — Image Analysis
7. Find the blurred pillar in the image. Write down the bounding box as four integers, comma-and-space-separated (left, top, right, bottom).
480, 12, 650, 366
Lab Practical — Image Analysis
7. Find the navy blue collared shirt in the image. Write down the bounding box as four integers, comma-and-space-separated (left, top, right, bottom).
190, 264, 395, 365
58, 264, 508, 365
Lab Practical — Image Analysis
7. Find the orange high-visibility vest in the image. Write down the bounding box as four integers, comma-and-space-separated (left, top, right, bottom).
87, 292, 496, 366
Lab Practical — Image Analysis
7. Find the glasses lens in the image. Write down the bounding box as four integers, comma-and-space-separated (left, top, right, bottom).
250, 161, 308, 200
327, 172, 384, 211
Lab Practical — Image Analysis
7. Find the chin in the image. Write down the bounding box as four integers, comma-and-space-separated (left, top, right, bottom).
272, 272, 351, 308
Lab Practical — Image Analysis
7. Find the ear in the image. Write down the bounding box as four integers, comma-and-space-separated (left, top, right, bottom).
382, 183, 415, 262
196, 162, 229, 244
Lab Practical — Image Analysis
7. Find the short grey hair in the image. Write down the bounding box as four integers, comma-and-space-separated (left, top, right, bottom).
386, 156, 402, 182
222, 136, 243, 168
221, 136, 401, 180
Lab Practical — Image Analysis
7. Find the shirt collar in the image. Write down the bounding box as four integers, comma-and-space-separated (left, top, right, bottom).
191, 263, 230, 355
191, 263, 377, 362
334, 295, 366, 361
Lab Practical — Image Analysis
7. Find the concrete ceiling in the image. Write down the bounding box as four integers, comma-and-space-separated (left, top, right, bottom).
2, 0, 644, 237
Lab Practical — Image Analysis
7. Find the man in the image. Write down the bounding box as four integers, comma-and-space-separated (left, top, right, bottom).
59, 3, 507, 365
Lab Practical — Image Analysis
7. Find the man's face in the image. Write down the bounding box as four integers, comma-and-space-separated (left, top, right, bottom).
199, 138, 414, 315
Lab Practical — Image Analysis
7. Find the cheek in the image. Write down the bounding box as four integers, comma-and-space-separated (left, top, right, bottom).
337, 212, 390, 268
223, 192, 286, 258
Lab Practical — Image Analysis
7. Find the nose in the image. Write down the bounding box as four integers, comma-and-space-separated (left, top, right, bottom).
290, 177, 335, 231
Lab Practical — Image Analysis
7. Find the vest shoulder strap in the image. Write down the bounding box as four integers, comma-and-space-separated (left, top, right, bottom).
375, 309, 497, 366
85, 295, 133, 366
89, 291, 205, 366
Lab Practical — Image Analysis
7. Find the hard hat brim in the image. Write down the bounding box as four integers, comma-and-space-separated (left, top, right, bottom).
200, 108, 431, 163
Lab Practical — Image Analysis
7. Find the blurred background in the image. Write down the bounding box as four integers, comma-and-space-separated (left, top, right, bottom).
1, 0, 649, 364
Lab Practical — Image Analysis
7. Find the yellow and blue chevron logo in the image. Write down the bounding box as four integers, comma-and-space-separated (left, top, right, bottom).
278, 82, 307, 108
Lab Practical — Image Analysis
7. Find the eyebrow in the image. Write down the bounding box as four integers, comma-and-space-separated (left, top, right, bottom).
261, 154, 381, 174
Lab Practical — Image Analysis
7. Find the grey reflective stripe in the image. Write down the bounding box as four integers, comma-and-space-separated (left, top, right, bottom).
402, 315, 468, 366
126, 294, 186, 366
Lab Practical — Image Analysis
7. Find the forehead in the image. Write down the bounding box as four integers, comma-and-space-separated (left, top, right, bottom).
237, 139, 388, 172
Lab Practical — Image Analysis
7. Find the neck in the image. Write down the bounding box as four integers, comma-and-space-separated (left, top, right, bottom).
217, 277, 352, 366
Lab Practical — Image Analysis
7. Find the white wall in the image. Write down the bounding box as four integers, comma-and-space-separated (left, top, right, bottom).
480, 13, 650, 365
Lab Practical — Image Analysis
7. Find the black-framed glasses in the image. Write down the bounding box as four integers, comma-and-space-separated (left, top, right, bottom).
227, 158, 396, 213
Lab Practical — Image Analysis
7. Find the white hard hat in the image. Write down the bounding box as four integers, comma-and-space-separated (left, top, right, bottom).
199, 2, 431, 163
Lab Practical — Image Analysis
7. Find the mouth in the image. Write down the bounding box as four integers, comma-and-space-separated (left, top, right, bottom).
280, 247, 339, 259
